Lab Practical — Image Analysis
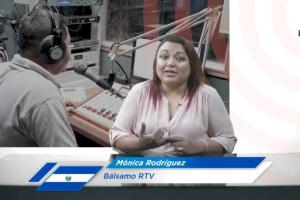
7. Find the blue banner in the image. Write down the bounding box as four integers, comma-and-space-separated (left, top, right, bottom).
29, 163, 57, 182
107, 157, 265, 168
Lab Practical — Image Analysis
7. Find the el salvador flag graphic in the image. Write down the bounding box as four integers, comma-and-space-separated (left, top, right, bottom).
30, 164, 102, 191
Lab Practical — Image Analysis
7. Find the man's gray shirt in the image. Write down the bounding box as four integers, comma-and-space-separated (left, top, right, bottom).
0, 54, 77, 147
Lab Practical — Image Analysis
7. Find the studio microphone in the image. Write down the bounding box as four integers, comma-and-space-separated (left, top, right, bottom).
73, 64, 112, 90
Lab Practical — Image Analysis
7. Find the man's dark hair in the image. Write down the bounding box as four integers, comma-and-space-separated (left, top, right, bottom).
18, 7, 67, 59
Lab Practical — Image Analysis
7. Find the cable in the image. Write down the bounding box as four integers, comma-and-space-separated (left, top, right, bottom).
110, 42, 132, 88
114, 60, 131, 88
0, 46, 8, 62
13, 3, 22, 20
0, 51, 5, 62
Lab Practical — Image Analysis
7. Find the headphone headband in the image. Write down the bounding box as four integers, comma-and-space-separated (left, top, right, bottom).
34, 2, 66, 64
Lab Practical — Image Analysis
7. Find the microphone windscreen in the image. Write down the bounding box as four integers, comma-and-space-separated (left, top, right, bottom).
73, 64, 87, 75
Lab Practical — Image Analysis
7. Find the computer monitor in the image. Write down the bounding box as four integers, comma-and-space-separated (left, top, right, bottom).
131, 38, 160, 80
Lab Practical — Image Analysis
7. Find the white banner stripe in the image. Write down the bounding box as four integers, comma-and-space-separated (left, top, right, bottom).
46, 174, 94, 182
99, 162, 272, 184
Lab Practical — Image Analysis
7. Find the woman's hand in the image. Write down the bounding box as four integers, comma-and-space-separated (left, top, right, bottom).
138, 123, 171, 150
165, 136, 208, 156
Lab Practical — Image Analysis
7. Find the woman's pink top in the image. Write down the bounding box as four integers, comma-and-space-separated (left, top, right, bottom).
110, 81, 237, 156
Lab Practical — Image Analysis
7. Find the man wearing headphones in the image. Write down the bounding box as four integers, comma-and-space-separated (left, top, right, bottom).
0, 6, 77, 146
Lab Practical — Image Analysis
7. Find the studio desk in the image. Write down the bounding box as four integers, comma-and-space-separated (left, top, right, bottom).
68, 86, 111, 146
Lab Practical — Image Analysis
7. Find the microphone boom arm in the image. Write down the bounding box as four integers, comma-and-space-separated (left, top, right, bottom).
108, 5, 223, 72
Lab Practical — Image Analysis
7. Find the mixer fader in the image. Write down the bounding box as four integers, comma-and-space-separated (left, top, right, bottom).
73, 86, 129, 130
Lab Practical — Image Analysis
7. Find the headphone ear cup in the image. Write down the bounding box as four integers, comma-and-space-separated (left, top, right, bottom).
39, 35, 66, 64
